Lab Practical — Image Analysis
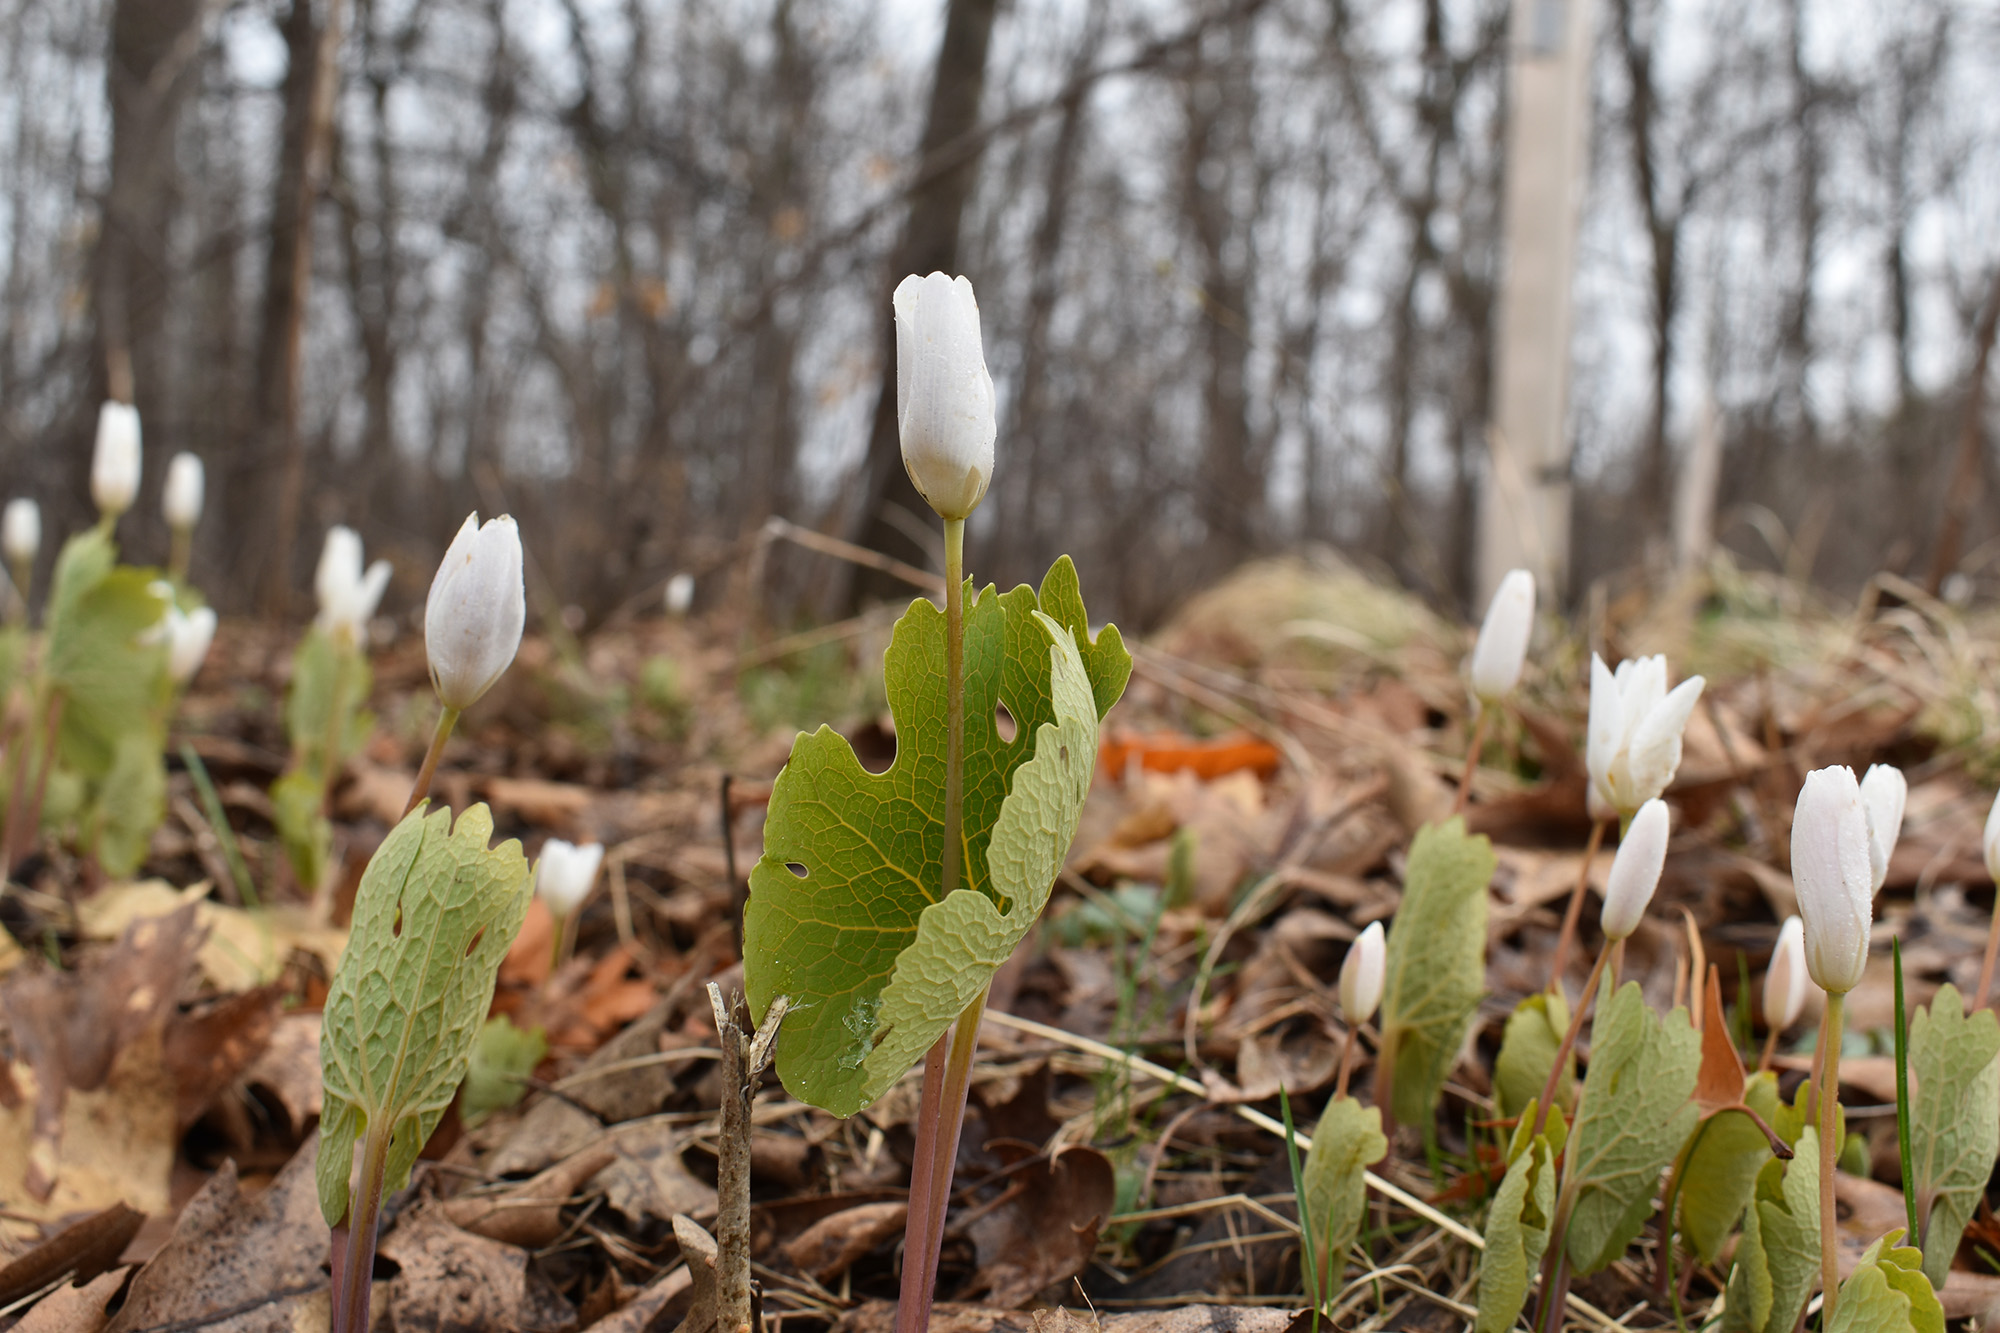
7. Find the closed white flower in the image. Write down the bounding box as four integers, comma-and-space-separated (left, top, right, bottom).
425, 512, 526, 711
535, 839, 604, 918
91, 402, 142, 518
1586, 653, 1705, 821
1338, 921, 1385, 1026
1600, 798, 1670, 940
163, 453, 205, 530
1468, 569, 1535, 703
1791, 766, 1874, 994
1763, 916, 1807, 1031
314, 526, 392, 647
2, 499, 39, 565
1858, 764, 1906, 897
664, 572, 695, 617
894, 272, 994, 521
1985, 789, 2000, 886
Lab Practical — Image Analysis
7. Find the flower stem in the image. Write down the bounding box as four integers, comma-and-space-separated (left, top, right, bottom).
403, 705, 461, 818
1529, 941, 1610, 1142
329, 1123, 392, 1333
895, 515, 971, 1333
897, 986, 988, 1333
1977, 909, 2000, 1012
1548, 819, 1608, 994
6, 556, 29, 624
1819, 989, 1846, 1325
168, 526, 192, 584
320, 647, 354, 817
1454, 704, 1490, 815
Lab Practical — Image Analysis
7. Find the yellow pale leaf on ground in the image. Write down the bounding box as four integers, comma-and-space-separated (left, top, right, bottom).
0, 1031, 175, 1227
75, 881, 346, 991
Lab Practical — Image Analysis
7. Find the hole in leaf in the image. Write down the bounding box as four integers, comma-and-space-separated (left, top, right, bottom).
995, 701, 1018, 743
1059, 745, 1070, 765
464, 926, 486, 957
391, 900, 404, 937
786, 862, 809, 879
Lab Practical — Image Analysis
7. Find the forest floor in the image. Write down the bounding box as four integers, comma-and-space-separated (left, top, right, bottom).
7, 551, 2000, 1332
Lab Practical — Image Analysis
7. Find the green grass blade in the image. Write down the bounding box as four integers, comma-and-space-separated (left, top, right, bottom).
181, 741, 259, 908
1893, 937, 1918, 1243
1279, 1085, 1321, 1329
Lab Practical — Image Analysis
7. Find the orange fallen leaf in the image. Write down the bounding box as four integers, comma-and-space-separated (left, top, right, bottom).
1098, 730, 1282, 782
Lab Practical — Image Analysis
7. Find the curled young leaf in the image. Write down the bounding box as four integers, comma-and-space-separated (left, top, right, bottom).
1563, 980, 1700, 1275
1827, 1230, 1944, 1333
1375, 818, 1494, 1128
317, 803, 532, 1226
1301, 1094, 1387, 1293
1475, 1116, 1558, 1333
1679, 1071, 1782, 1264
1904, 982, 2000, 1287
1723, 1128, 1822, 1333
1493, 990, 1573, 1122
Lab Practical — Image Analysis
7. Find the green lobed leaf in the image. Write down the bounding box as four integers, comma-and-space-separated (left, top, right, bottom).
1475, 1115, 1559, 1333
91, 729, 166, 878
461, 1015, 549, 1128
44, 531, 168, 779
744, 558, 1129, 1117
1679, 1070, 1782, 1264
1907, 982, 2000, 1287
1301, 1094, 1387, 1284
1723, 1128, 1822, 1333
317, 803, 532, 1226
1494, 990, 1574, 1122
284, 625, 375, 784
1563, 979, 1701, 1275
1828, 1231, 1945, 1333
1376, 817, 1494, 1128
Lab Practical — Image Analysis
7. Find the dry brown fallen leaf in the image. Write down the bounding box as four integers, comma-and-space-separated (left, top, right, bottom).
441, 1145, 617, 1249
162, 984, 283, 1133
597, 1119, 718, 1226
12, 1269, 127, 1333
963, 1144, 1116, 1309
103, 1137, 326, 1333
241, 1009, 324, 1135
377, 1209, 575, 1333
0, 1205, 143, 1310
780, 1200, 908, 1285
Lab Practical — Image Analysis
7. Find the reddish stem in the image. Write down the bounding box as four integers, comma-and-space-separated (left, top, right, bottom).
329, 1124, 391, 1333
897, 988, 989, 1333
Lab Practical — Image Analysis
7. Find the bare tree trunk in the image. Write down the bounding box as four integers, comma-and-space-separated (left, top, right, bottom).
257, 0, 347, 615
837, 0, 999, 613
97, 0, 208, 412
1925, 273, 2000, 594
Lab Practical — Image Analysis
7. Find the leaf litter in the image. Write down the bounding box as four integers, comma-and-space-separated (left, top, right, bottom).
12, 555, 2000, 1328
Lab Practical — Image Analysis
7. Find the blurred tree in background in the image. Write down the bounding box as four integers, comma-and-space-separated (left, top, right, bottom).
0, 0, 1995, 628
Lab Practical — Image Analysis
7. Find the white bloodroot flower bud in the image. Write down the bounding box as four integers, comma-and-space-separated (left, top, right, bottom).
163, 452, 204, 530
535, 839, 605, 918
91, 401, 142, 519
425, 512, 526, 711
664, 572, 695, 618
314, 526, 393, 647
1586, 653, 1706, 822
2, 499, 39, 566
1468, 569, 1535, 705
1858, 764, 1906, 897
1763, 916, 1807, 1032
1338, 921, 1386, 1026
1985, 790, 2000, 887
894, 272, 994, 521
1600, 797, 1670, 940
1791, 766, 1874, 995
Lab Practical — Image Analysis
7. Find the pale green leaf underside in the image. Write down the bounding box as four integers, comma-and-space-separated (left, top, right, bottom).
317, 803, 531, 1225
1302, 1095, 1387, 1280
1723, 1129, 1822, 1333
1377, 817, 1494, 1127
1476, 1127, 1557, 1333
1830, 1232, 1945, 1333
1680, 1071, 1782, 1264
1908, 983, 2000, 1287
1564, 979, 1700, 1275
1494, 990, 1573, 1122
744, 558, 1129, 1118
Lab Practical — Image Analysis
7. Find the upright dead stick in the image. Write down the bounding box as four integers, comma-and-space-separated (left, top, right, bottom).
707, 983, 787, 1333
